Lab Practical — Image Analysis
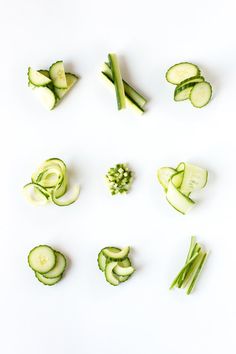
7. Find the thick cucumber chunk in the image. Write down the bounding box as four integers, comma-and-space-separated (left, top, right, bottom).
35, 272, 62, 286
102, 246, 130, 260
54, 73, 78, 99
33, 87, 56, 110
49, 61, 67, 89
28, 67, 51, 86
105, 262, 120, 286
190, 82, 212, 108
108, 53, 126, 110
114, 264, 135, 276
166, 62, 200, 85
174, 82, 196, 101
157, 167, 176, 190
43, 251, 66, 278
28, 245, 56, 273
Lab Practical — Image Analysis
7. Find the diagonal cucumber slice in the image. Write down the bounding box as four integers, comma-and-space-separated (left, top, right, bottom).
190, 81, 212, 108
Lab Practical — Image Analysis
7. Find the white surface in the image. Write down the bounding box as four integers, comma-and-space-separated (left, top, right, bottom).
1, 0, 236, 353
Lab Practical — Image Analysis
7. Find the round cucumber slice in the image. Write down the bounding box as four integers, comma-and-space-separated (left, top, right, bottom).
43, 251, 67, 278
190, 81, 212, 108
28, 245, 56, 273
35, 272, 62, 286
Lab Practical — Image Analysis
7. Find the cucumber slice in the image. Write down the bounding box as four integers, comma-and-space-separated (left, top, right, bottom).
28, 67, 51, 86
157, 167, 176, 190
49, 61, 67, 89
166, 62, 200, 85
28, 245, 56, 273
179, 163, 208, 196
105, 262, 120, 286
51, 184, 80, 206
114, 264, 135, 276
38, 70, 50, 78
54, 73, 78, 99
33, 87, 56, 110
166, 178, 195, 214
174, 82, 196, 101
43, 251, 66, 278
97, 247, 121, 271
23, 183, 50, 205
102, 246, 130, 260
177, 75, 205, 87
108, 53, 126, 110
190, 81, 212, 108
35, 272, 62, 286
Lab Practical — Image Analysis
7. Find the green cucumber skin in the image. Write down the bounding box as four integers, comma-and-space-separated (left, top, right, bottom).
102, 246, 130, 261
177, 75, 205, 88
166, 62, 201, 85
43, 251, 67, 279
28, 245, 56, 274
49, 60, 67, 89
35, 272, 62, 286
174, 82, 196, 101
108, 53, 126, 110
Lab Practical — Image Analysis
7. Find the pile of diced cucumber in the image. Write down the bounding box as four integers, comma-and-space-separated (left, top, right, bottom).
28, 245, 67, 285
105, 163, 134, 195
166, 62, 212, 108
97, 246, 135, 286
28, 61, 78, 110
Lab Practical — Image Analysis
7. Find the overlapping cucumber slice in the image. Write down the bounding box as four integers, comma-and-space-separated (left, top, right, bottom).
28, 245, 67, 286
97, 246, 135, 286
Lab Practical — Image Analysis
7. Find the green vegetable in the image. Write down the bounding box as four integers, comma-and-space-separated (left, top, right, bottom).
190, 81, 212, 108
105, 163, 133, 195
157, 162, 208, 214
108, 53, 126, 110
23, 158, 80, 207
166, 62, 200, 85
49, 60, 67, 89
170, 236, 208, 295
28, 67, 51, 86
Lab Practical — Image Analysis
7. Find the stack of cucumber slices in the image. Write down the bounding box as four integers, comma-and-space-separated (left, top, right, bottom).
98, 246, 135, 286
23, 157, 80, 206
28, 245, 67, 286
28, 61, 78, 110
102, 53, 147, 114
157, 162, 208, 214
170, 236, 208, 294
166, 62, 212, 108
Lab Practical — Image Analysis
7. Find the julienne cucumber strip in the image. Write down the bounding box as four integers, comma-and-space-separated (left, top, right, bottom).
23, 158, 80, 207
108, 53, 126, 110
98, 246, 135, 286
157, 162, 208, 214
170, 237, 208, 295
28, 245, 67, 286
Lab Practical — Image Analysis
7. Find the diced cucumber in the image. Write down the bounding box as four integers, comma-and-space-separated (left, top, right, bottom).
54, 73, 78, 100
105, 261, 120, 286
174, 82, 196, 101
43, 251, 66, 278
166, 179, 195, 214
35, 272, 62, 286
157, 167, 176, 190
28, 245, 56, 273
49, 61, 67, 89
102, 246, 130, 260
28, 67, 51, 86
190, 81, 212, 108
108, 53, 126, 110
179, 163, 208, 196
114, 264, 135, 276
166, 62, 200, 85
33, 87, 56, 110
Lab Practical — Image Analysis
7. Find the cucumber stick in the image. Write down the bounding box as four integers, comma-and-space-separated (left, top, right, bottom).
108, 53, 126, 110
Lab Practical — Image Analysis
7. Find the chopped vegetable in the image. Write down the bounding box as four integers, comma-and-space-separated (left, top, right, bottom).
108, 53, 126, 110
170, 236, 208, 295
157, 162, 208, 214
23, 158, 80, 207
97, 246, 135, 286
105, 163, 133, 195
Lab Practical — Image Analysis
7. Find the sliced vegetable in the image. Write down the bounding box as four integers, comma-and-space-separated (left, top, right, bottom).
35, 272, 62, 286
166, 62, 200, 85
190, 82, 212, 108
102, 246, 130, 260
157, 162, 208, 214
105, 262, 119, 286
49, 61, 67, 89
54, 73, 78, 99
105, 163, 133, 195
174, 82, 196, 101
23, 158, 80, 207
108, 53, 126, 110
28, 67, 51, 86
28, 245, 56, 273
43, 251, 67, 278
33, 86, 56, 110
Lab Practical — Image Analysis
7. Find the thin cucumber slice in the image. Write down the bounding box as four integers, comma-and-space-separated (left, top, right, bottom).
35, 272, 61, 286
166, 178, 195, 215
49, 61, 67, 89
174, 82, 196, 101
51, 184, 80, 206
179, 163, 208, 196
105, 262, 120, 286
43, 251, 66, 278
28, 67, 51, 86
54, 73, 78, 100
166, 62, 200, 85
157, 167, 176, 190
177, 75, 205, 87
97, 247, 121, 271
186, 252, 208, 294
114, 264, 135, 276
28, 245, 56, 273
38, 70, 50, 78
190, 81, 212, 108
108, 53, 126, 110
33, 86, 56, 110
23, 183, 50, 205
102, 246, 130, 260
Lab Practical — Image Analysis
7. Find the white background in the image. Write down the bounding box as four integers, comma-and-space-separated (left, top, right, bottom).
1, 0, 236, 353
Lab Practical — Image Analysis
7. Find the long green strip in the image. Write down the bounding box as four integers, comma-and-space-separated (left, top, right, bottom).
177, 236, 196, 287
169, 252, 199, 290
186, 252, 208, 295
108, 53, 126, 110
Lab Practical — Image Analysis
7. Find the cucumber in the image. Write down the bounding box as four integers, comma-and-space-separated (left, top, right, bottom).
49, 61, 67, 89
43, 251, 66, 278
33, 87, 56, 110
179, 163, 208, 196
97, 247, 121, 271
108, 53, 126, 110
28, 67, 51, 86
51, 184, 80, 206
28, 245, 56, 273
177, 75, 205, 87
166, 62, 200, 85
166, 178, 195, 214
54, 73, 78, 99
35, 272, 62, 286
190, 81, 212, 108
38, 69, 50, 78
174, 82, 196, 101
105, 262, 120, 286
157, 167, 176, 190
23, 183, 50, 205
113, 264, 135, 276
102, 246, 130, 260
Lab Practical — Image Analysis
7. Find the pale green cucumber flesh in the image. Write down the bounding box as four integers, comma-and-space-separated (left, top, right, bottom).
28, 245, 56, 273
